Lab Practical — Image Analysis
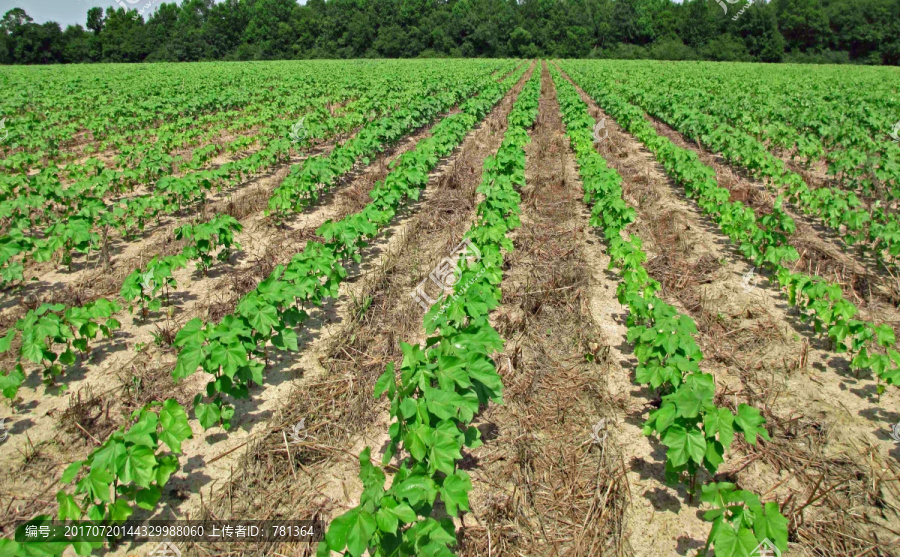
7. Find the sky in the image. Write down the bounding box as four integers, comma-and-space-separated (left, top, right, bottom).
0, 1, 145, 27
0, 0, 192, 27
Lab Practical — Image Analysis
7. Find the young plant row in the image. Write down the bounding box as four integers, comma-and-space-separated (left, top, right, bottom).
0, 60, 384, 174
0, 68, 516, 408
550, 65, 788, 557
0, 299, 121, 401
0, 138, 292, 287
573, 61, 900, 204
1, 62, 513, 205
1, 88, 357, 225
2, 61, 512, 176
9, 61, 493, 209
175, 64, 529, 432
0, 76, 465, 283
684, 80, 898, 204
0, 62, 523, 557
119, 214, 243, 317
1, 70, 272, 170
317, 66, 541, 557
0, 66, 515, 289
573, 64, 900, 274
0, 210, 240, 405
0, 397, 194, 557
561, 64, 900, 394
266, 65, 511, 222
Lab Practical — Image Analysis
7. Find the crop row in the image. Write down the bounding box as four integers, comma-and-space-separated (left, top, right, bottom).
579, 61, 900, 203
176, 64, 528, 432
3, 75, 334, 174
560, 63, 900, 394
0, 64, 529, 557
550, 64, 788, 557
0, 63, 514, 253
318, 65, 541, 557
0, 64, 513, 290
0, 64, 506, 225
0, 78, 405, 233
0, 61, 454, 172
566, 60, 900, 273
122, 63, 514, 318
265, 64, 515, 222
0, 64, 517, 405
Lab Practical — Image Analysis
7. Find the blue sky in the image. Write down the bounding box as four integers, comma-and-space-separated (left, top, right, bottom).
1, 1, 143, 27
0, 0, 193, 27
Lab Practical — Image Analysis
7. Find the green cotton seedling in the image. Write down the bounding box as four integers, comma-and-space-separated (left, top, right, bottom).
700, 482, 788, 557
0, 229, 33, 287
170, 66, 528, 433
0, 63, 512, 293
551, 63, 789, 545
0, 299, 121, 390
120, 254, 187, 317
562, 61, 900, 394
424, 262, 501, 332
581, 58, 900, 270
643, 375, 770, 492
122, 215, 240, 318
317, 67, 539, 557
777, 267, 900, 386
45, 398, 192, 555
626, 301, 701, 391
174, 214, 242, 275
34, 217, 99, 271
0, 63, 522, 557
0, 366, 25, 403
0, 399, 191, 555
318, 448, 460, 557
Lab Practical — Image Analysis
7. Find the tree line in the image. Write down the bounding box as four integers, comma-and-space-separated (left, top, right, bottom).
1, 0, 898, 65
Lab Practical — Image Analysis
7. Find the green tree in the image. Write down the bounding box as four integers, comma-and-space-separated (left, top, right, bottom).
0, 0, 897, 65
508, 26, 534, 56
733, 1, 785, 62
86, 7, 105, 35
101, 7, 147, 62
62, 25, 91, 62
680, 0, 719, 48
243, 0, 301, 58
0, 7, 32, 33
699, 32, 752, 60
774, 0, 830, 52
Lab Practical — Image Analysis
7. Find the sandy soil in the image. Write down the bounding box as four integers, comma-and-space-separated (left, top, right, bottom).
0, 96, 454, 537
559, 65, 900, 556
76, 64, 535, 557
461, 62, 632, 557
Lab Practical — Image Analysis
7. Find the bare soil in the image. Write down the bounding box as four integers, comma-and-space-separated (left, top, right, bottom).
645, 113, 900, 325
460, 63, 631, 557
560, 66, 900, 555
93, 64, 536, 557
0, 96, 457, 537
